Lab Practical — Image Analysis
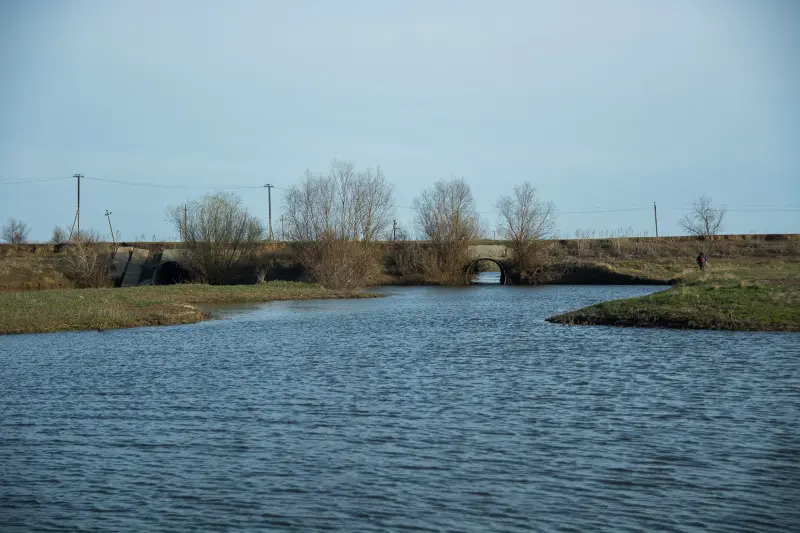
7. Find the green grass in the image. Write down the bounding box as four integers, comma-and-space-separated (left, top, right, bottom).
0, 281, 380, 335
548, 259, 800, 331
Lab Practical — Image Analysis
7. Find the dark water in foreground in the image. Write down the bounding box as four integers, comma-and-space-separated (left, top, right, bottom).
1, 284, 799, 532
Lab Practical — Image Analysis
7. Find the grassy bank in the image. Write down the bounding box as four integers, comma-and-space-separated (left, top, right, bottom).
1, 235, 797, 290
548, 259, 800, 331
0, 281, 379, 335
0, 254, 73, 291
543, 260, 690, 285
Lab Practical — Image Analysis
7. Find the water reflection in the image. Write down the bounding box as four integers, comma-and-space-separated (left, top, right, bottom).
474, 271, 502, 284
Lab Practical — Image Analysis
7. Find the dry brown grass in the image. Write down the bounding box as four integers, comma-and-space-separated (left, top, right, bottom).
1, 234, 797, 289
0, 255, 73, 291
550, 234, 799, 261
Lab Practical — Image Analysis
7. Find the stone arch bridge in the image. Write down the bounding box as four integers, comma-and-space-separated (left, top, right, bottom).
109, 243, 514, 287
463, 244, 513, 285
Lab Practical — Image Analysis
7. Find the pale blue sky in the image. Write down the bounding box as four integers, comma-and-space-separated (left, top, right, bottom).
1, 0, 798, 241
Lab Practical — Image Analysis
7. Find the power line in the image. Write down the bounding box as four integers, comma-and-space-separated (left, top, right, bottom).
82, 176, 266, 190
720, 209, 795, 213
3, 174, 798, 214
554, 207, 648, 215
393, 204, 800, 215
0, 177, 73, 185
655, 200, 800, 207
719, 204, 800, 208
663, 207, 800, 212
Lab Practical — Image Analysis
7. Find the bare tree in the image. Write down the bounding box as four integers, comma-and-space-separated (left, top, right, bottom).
286, 159, 394, 243
50, 225, 68, 244
167, 192, 265, 284
413, 176, 481, 283
679, 196, 726, 237
329, 159, 359, 240
283, 160, 395, 288
284, 169, 337, 242
357, 165, 394, 242
2, 218, 30, 244
496, 182, 556, 273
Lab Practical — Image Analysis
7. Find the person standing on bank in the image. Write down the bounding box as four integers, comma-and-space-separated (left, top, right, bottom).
697, 252, 707, 270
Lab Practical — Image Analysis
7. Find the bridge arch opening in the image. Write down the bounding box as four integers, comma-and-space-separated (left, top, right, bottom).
153, 261, 193, 285
466, 258, 507, 285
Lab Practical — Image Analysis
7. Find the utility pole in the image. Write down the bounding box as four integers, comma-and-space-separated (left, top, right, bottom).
653, 201, 659, 237
105, 210, 115, 245
280, 215, 285, 241
264, 184, 275, 240
77, 174, 81, 238
69, 173, 83, 241
393, 219, 397, 241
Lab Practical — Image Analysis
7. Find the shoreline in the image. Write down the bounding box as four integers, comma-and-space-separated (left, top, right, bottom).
546, 260, 800, 332
0, 282, 380, 335
2, 259, 797, 335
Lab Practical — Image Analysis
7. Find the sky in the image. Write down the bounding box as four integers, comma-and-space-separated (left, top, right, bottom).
1, 0, 798, 242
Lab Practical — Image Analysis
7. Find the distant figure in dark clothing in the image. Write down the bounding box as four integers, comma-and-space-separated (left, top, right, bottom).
697, 252, 707, 270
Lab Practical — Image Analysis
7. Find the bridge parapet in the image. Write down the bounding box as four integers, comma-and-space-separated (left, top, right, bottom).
466, 244, 510, 260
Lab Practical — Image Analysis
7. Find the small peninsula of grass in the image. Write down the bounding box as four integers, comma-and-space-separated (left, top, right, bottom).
548, 260, 800, 331
0, 281, 379, 335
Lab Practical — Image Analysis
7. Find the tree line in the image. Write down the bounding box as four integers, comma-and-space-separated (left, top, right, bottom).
156, 159, 563, 287
273, 159, 561, 286
1, 161, 729, 288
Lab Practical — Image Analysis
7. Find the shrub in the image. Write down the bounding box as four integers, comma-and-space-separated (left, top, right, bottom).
51, 226, 68, 244
167, 192, 265, 284
57, 243, 113, 288
295, 238, 384, 289
284, 160, 394, 288
413, 177, 480, 284
71, 229, 103, 243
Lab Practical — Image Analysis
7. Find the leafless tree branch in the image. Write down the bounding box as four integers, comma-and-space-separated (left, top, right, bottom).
283, 160, 395, 288
412, 176, 480, 283
2, 218, 30, 244
167, 192, 265, 284
679, 196, 726, 237
496, 182, 556, 273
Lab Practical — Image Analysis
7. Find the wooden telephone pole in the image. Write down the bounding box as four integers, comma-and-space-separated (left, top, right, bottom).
653, 201, 659, 237
264, 184, 275, 240
105, 210, 115, 245
69, 173, 82, 240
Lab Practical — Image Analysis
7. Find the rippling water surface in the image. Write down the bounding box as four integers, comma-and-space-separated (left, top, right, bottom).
1, 284, 799, 532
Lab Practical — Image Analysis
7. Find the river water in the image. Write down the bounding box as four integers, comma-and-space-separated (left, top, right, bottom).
1, 284, 799, 532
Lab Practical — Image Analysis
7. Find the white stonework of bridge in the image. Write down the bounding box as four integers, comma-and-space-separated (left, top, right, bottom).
467, 244, 510, 260
465, 244, 512, 285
